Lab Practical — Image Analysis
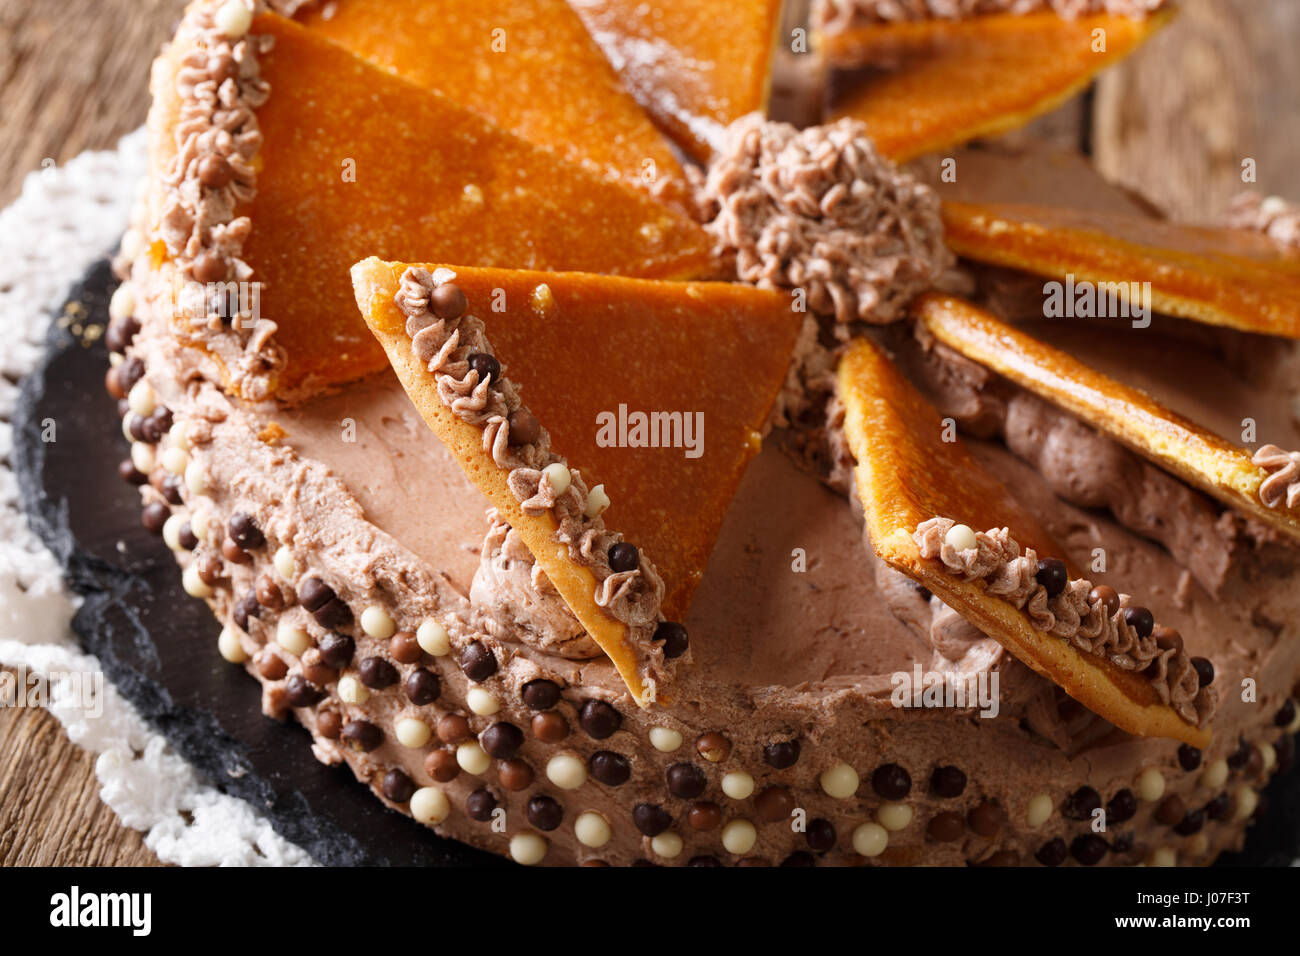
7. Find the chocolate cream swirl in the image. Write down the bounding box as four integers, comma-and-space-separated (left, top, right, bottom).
914, 517, 1217, 727
1253, 444, 1300, 510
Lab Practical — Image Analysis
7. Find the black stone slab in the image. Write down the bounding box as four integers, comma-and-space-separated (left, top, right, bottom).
13, 259, 1299, 867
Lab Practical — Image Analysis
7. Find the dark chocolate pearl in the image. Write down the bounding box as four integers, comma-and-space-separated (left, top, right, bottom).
1186, 655, 1214, 686
460, 641, 497, 681
927, 811, 965, 842
1070, 834, 1108, 866
1226, 737, 1251, 770
690, 855, 725, 867
128, 414, 150, 442
527, 795, 563, 831
607, 542, 639, 573
763, 739, 800, 769
312, 597, 352, 630
141, 503, 169, 534
118, 356, 145, 392
358, 656, 399, 690
467, 352, 500, 385
105, 315, 141, 354
1062, 786, 1102, 821
653, 621, 689, 659
1123, 606, 1154, 639
1088, 584, 1120, 616
632, 803, 671, 837
118, 460, 148, 485
160, 474, 185, 505
381, 769, 415, 804
521, 678, 560, 710
197, 154, 235, 189
1276, 735, 1296, 773
232, 591, 260, 631
589, 750, 630, 786
1035, 558, 1068, 598
177, 523, 199, 551
389, 632, 421, 665
317, 709, 342, 740
466, 788, 497, 821
404, 668, 441, 705
481, 722, 524, 759
317, 632, 355, 669
1035, 837, 1068, 867
507, 408, 540, 447
298, 577, 334, 612
755, 786, 796, 823
1110, 832, 1135, 855
341, 720, 382, 752
871, 763, 912, 800
1204, 792, 1231, 821
284, 674, 323, 708
930, 765, 967, 798
531, 711, 568, 743
1178, 744, 1202, 771
967, 801, 1003, 837
579, 699, 621, 739
430, 282, 467, 320
666, 763, 707, 799
1274, 698, 1295, 727
1155, 795, 1186, 826
805, 818, 837, 852
227, 512, 265, 550
141, 407, 172, 443
1174, 809, 1205, 836
780, 852, 816, 868
1106, 788, 1137, 824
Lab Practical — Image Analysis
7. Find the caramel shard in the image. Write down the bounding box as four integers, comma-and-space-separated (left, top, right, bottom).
568, 0, 784, 160
941, 199, 1300, 339
915, 293, 1300, 544
826, 11, 1171, 162
352, 258, 801, 702
297, 0, 693, 211
837, 335, 1210, 747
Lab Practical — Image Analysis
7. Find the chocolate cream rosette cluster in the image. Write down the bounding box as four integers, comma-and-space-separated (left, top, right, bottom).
104, 0, 1300, 866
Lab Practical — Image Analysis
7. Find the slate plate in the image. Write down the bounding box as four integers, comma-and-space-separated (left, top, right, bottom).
13, 260, 1299, 867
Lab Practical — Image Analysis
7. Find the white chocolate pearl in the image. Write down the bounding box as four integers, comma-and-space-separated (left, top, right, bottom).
1136, 767, 1165, 801
275, 621, 310, 656
1026, 793, 1054, 828
944, 523, 978, 552
410, 787, 450, 824
649, 727, 682, 752
130, 441, 155, 475
1147, 846, 1177, 867
1232, 786, 1258, 822
215, 0, 253, 38
360, 605, 395, 640
127, 379, 156, 417
1200, 758, 1229, 789
574, 811, 611, 848
168, 421, 191, 452
190, 509, 211, 541
456, 741, 490, 775
1259, 742, 1277, 773
509, 833, 548, 866
395, 717, 432, 749
721, 819, 757, 855
217, 627, 246, 663
1185, 833, 1210, 858
651, 831, 683, 859
467, 687, 499, 716
820, 762, 860, 799
121, 413, 136, 443
120, 230, 143, 261
182, 564, 212, 598
162, 446, 190, 476
584, 484, 610, 518
184, 459, 208, 495
337, 676, 369, 705
546, 754, 587, 790
877, 802, 913, 832
542, 462, 571, 495
416, 619, 451, 656
721, 771, 755, 800
162, 513, 186, 551
273, 546, 296, 579
852, 821, 889, 858
109, 283, 136, 322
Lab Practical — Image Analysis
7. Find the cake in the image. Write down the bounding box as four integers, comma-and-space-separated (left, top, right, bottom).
102, 0, 1300, 866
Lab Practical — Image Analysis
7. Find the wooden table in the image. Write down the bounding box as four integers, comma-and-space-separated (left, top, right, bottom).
0, 0, 1295, 867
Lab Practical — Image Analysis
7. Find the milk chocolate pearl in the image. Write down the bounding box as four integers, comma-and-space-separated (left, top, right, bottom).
227, 512, 265, 550
390, 631, 421, 664
506, 409, 541, 447
430, 282, 468, 320
780, 852, 816, 868
527, 795, 563, 831
1070, 834, 1108, 866
1062, 786, 1101, 821
763, 739, 800, 769
404, 668, 441, 705
301, 663, 337, 690
589, 750, 631, 786
481, 722, 524, 759
192, 251, 226, 284
653, 621, 689, 659
1088, 585, 1120, 616
967, 801, 1003, 837
687, 803, 722, 831
466, 788, 497, 822
927, 811, 965, 842
284, 674, 324, 708
317, 709, 342, 740
696, 732, 731, 763
425, 749, 459, 783
1035, 558, 1068, 598
1152, 625, 1183, 652
195, 553, 223, 587
317, 632, 355, 669
359, 657, 399, 690
342, 720, 382, 752
1174, 809, 1205, 836
522, 679, 561, 710
1124, 606, 1154, 639
805, 818, 837, 852
198, 154, 235, 189
755, 786, 795, 823
930, 765, 967, 798
666, 762, 707, 799
1178, 744, 1203, 772
141, 503, 170, 535
258, 655, 287, 681
1276, 698, 1296, 727
1155, 795, 1186, 826
579, 699, 622, 739
255, 576, 284, 611
467, 353, 501, 385
436, 713, 471, 744
1107, 788, 1138, 824
222, 538, 251, 565
871, 763, 912, 800
632, 803, 671, 837
460, 641, 498, 681
607, 542, 639, 573
531, 711, 568, 744
105, 366, 124, 399
1035, 837, 1068, 867
497, 759, 534, 791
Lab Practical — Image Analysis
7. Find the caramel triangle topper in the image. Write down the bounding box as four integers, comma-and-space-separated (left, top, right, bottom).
941, 200, 1300, 339
915, 293, 1300, 545
824, 10, 1171, 163
352, 258, 802, 705
838, 335, 1214, 747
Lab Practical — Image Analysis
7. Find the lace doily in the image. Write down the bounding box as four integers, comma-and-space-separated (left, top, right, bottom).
0, 129, 313, 867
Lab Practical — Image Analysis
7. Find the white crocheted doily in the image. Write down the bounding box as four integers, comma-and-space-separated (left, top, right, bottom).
0, 130, 313, 867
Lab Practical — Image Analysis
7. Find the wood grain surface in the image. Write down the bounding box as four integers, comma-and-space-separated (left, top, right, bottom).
0, 0, 1293, 867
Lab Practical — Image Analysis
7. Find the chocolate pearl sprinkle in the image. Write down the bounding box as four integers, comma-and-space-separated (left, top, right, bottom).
1088, 584, 1120, 616
317, 632, 355, 669
1070, 834, 1108, 866
302, 663, 336, 687
404, 668, 441, 705
390, 631, 422, 664
1178, 744, 1202, 772
317, 709, 342, 740
118, 356, 145, 393
358, 657, 399, 690
666, 762, 706, 799
527, 795, 563, 831
579, 699, 621, 739
313, 597, 352, 630
221, 538, 251, 565
257, 655, 287, 681
521, 678, 560, 710
341, 720, 382, 752
498, 759, 533, 791
687, 803, 721, 830
1227, 737, 1251, 770
298, 577, 334, 612
197, 154, 234, 189
426, 749, 459, 783
632, 803, 671, 837
481, 722, 524, 759
780, 852, 816, 868
160, 474, 184, 506
1062, 786, 1101, 821
531, 711, 568, 744
141, 503, 169, 535
930, 765, 967, 798
460, 641, 498, 682
467, 352, 500, 385
118, 460, 148, 485
466, 788, 497, 822
430, 282, 467, 320
507, 408, 541, 447
871, 763, 911, 800
927, 811, 964, 842
191, 251, 226, 285
589, 750, 630, 786
227, 515, 262, 553
382, 769, 415, 804
607, 542, 639, 573
284, 674, 323, 708
1152, 625, 1183, 652
1035, 558, 1068, 598
233, 591, 260, 632
755, 786, 795, 823
1204, 793, 1231, 821
1155, 795, 1186, 827
805, 818, 837, 852
1277, 698, 1297, 727
1174, 808, 1205, 836
1124, 606, 1154, 639
653, 621, 689, 659
437, 713, 471, 744
763, 739, 800, 770
1035, 837, 1068, 867
967, 801, 1003, 837
254, 576, 283, 610
1107, 788, 1138, 824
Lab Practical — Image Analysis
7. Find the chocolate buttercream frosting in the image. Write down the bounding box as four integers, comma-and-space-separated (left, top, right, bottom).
1254, 444, 1300, 510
